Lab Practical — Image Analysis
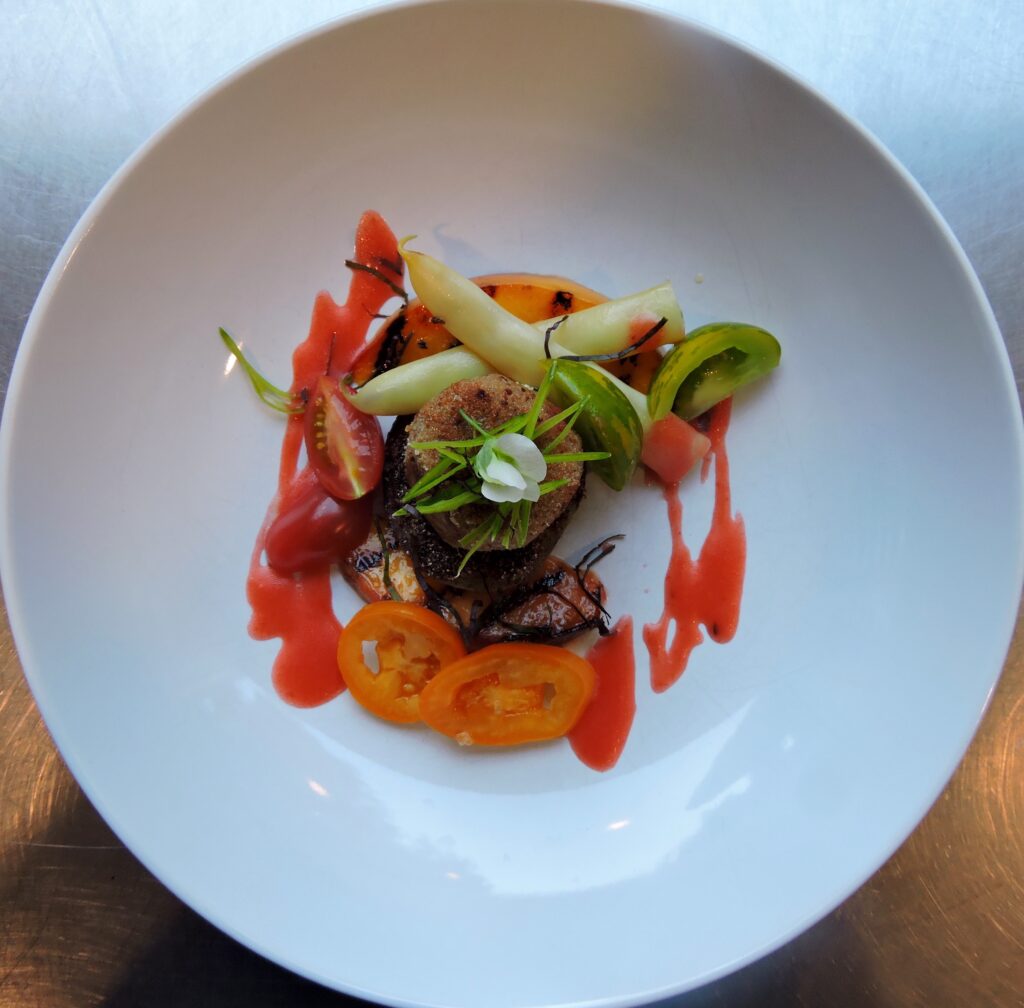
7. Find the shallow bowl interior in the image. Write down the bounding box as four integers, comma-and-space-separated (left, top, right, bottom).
2, 1, 1021, 1006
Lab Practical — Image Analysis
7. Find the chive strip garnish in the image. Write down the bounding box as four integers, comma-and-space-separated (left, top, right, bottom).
456, 513, 502, 575
403, 458, 466, 502
522, 360, 556, 439
458, 410, 492, 438
542, 451, 611, 464
533, 398, 584, 438
406, 488, 481, 514
537, 477, 570, 495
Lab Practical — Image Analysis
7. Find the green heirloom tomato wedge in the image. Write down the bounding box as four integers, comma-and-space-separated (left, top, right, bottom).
549, 359, 643, 491
648, 323, 781, 421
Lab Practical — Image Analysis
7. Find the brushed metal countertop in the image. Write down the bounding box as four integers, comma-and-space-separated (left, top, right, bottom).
2, 2, 1021, 1005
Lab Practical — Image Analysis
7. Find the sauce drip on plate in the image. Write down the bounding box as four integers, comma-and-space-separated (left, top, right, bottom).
570, 616, 636, 771
246, 211, 401, 706
643, 400, 746, 692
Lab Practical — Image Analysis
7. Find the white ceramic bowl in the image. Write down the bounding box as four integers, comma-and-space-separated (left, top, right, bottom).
2, 1, 1021, 1005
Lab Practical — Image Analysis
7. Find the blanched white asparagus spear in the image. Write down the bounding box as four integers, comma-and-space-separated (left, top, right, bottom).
401, 245, 654, 428
345, 346, 491, 415
347, 272, 682, 416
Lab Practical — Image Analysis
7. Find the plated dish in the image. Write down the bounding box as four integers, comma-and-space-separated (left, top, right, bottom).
221, 209, 780, 767
1, 2, 1021, 1006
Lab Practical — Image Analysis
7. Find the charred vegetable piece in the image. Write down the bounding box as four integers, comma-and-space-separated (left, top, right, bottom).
602, 348, 663, 393
648, 323, 781, 421
340, 521, 425, 605
475, 557, 606, 646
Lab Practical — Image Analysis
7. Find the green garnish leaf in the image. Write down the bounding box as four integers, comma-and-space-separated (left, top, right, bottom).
219, 328, 302, 414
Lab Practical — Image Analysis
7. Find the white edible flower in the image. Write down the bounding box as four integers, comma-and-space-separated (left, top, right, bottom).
494, 433, 547, 480
473, 433, 546, 504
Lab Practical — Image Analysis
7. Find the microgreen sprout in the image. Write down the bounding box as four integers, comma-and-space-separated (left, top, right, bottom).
219, 328, 304, 414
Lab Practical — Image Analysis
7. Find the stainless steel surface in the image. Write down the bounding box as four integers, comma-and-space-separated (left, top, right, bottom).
2, 1, 1021, 1005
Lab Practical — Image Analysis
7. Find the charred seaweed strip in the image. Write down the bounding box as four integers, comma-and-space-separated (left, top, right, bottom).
374, 252, 404, 277
557, 317, 667, 363
480, 565, 608, 642
543, 315, 570, 359
492, 588, 603, 642
344, 258, 408, 304
411, 562, 474, 645
571, 534, 623, 630
375, 519, 403, 603
572, 533, 625, 574
373, 313, 412, 376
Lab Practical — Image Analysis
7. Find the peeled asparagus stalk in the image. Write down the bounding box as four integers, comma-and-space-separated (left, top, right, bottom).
350, 245, 663, 426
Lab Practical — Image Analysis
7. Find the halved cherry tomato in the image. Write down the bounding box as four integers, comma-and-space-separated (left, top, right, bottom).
265, 468, 373, 575
337, 602, 466, 724
419, 643, 596, 746
304, 374, 384, 500
640, 412, 711, 486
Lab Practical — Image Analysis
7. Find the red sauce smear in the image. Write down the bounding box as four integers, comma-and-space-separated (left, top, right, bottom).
642, 399, 746, 693
246, 211, 401, 707
569, 617, 636, 771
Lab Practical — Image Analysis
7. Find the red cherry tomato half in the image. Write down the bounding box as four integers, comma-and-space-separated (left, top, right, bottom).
304, 375, 384, 500
265, 469, 373, 575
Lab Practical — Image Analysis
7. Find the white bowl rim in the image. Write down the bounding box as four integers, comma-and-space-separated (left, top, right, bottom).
2, 1, 1022, 1004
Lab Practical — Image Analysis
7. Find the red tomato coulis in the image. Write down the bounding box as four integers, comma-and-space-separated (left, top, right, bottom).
246, 211, 401, 707
569, 617, 636, 771
643, 399, 746, 693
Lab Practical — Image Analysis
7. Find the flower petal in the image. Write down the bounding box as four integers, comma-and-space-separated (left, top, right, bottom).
481, 480, 525, 503
479, 457, 526, 489
495, 433, 547, 481
520, 477, 541, 502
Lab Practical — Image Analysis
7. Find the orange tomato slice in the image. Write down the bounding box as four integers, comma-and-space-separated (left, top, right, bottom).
337, 602, 466, 723
419, 643, 596, 746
